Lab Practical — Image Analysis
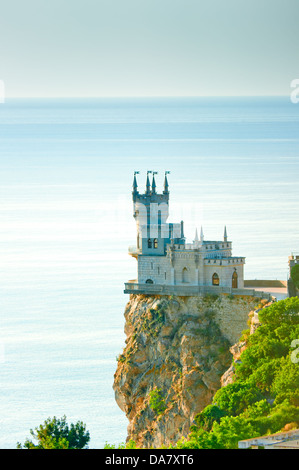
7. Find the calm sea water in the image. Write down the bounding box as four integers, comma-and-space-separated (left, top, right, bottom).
0, 97, 298, 448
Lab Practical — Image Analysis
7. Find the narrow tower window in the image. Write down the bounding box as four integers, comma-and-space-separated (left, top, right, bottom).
154, 238, 158, 248
148, 238, 152, 248
212, 273, 219, 286
232, 271, 238, 288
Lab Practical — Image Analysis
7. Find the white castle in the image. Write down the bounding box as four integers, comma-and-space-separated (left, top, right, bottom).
124, 171, 247, 296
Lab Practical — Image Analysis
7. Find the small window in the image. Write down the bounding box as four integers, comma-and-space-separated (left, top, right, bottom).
157, 267, 160, 275
145, 279, 154, 284
164, 272, 167, 280
154, 238, 158, 248
148, 239, 152, 248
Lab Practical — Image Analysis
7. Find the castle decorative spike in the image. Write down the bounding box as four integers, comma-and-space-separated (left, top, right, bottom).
224, 225, 228, 242
132, 171, 139, 193
152, 172, 158, 194
146, 171, 152, 194
163, 171, 170, 194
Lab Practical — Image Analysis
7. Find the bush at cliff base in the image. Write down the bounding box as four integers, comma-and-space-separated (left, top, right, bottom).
174, 297, 299, 449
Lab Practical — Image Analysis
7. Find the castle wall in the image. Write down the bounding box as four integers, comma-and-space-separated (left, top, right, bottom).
138, 252, 244, 288
203, 263, 244, 288
138, 255, 172, 284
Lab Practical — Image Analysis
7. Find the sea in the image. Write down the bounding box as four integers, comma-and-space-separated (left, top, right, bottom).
0, 96, 298, 449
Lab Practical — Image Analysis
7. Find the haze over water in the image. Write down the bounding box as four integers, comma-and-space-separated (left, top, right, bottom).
0, 97, 298, 448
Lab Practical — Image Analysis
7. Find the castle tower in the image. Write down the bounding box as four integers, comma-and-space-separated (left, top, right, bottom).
132, 171, 172, 256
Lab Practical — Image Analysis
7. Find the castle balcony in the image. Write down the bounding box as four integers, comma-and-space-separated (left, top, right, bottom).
124, 281, 272, 300
128, 245, 141, 259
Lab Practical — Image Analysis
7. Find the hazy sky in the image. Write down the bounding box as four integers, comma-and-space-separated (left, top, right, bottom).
0, 0, 298, 97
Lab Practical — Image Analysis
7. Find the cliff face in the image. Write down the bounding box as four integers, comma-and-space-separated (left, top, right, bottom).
113, 293, 259, 448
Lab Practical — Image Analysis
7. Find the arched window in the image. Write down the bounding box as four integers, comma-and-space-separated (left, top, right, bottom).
145, 279, 154, 284
154, 238, 158, 248
232, 271, 238, 288
212, 273, 219, 286
182, 267, 189, 283
148, 238, 152, 248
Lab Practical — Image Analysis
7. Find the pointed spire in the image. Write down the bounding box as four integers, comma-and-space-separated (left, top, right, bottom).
146, 171, 152, 194
200, 226, 204, 242
193, 227, 199, 248
152, 171, 158, 194
163, 171, 170, 194
133, 171, 139, 193
224, 225, 227, 242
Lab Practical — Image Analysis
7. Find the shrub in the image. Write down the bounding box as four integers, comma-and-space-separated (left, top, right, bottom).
149, 387, 167, 415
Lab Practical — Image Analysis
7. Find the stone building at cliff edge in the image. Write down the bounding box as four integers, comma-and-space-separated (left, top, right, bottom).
123, 171, 263, 298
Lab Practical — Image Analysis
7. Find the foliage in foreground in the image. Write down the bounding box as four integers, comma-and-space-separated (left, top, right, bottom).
104, 439, 137, 449
17, 415, 90, 449
173, 297, 299, 449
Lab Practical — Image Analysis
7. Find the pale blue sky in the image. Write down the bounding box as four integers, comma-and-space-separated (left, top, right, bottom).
0, 0, 298, 97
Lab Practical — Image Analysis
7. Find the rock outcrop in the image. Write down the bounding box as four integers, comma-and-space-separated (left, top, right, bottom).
113, 293, 262, 448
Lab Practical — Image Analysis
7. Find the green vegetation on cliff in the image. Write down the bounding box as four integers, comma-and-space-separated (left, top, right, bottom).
291, 264, 299, 290
174, 297, 299, 449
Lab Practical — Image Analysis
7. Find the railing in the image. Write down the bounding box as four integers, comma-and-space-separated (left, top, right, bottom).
124, 282, 273, 299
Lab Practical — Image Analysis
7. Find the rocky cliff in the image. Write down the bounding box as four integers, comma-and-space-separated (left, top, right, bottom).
113, 293, 263, 448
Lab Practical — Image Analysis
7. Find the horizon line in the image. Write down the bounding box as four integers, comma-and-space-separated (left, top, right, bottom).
4, 94, 290, 100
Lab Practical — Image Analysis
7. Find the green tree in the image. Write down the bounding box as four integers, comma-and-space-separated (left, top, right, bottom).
212, 381, 263, 416
291, 264, 299, 289
149, 387, 167, 415
17, 416, 90, 449
192, 405, 227, 431
211, 415, 260, 449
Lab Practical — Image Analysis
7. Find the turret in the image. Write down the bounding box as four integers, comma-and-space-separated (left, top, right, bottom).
152, 172, 157, 194
131, 171, 171, 256
132, 171, 139, 195
200, 226, 204, 242
163, 171, 170, 194
146, 171, 152, 194
193, 228, 199, 248
224, 225, 228, 242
